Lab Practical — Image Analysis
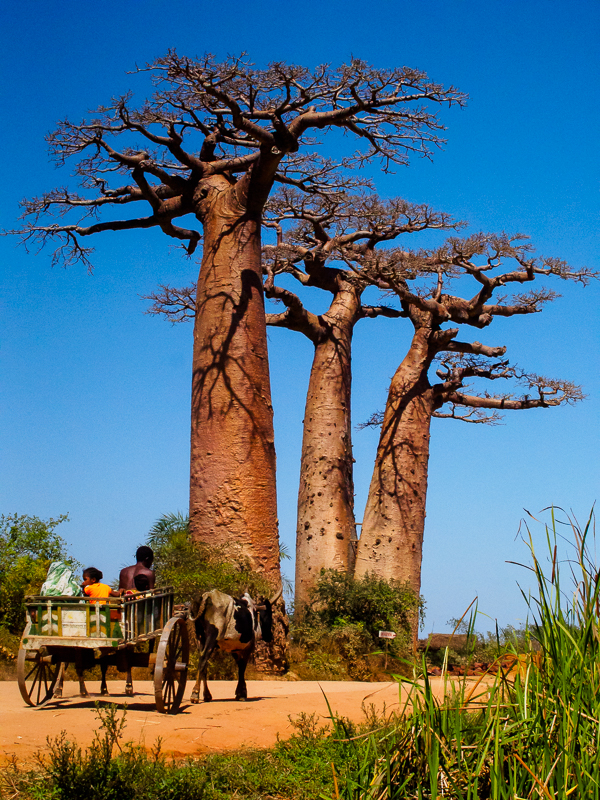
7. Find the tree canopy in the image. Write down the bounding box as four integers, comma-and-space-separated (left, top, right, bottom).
0, 513, 76, 633
12, 52, 466, 268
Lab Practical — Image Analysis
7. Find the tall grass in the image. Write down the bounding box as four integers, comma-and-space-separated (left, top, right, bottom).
330, 507, 600, 799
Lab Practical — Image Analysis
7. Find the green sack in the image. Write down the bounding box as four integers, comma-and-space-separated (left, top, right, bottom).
40, 561, 82, 597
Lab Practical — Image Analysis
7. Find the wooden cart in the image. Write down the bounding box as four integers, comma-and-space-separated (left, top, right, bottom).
17, 588, 189, 713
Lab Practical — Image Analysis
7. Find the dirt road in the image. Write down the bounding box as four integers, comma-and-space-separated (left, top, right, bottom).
0, 677, 466, 764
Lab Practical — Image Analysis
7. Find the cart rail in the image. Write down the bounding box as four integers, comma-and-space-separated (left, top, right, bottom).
21, 588, 175, 650
19, 587, 188, 713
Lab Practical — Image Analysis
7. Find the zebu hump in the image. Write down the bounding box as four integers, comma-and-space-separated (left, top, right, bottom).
191, 589, 235, 634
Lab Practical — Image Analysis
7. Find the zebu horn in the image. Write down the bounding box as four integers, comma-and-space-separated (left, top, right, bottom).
269, 585, 283, 605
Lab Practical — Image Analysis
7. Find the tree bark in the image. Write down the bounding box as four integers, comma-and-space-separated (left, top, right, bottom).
294, 287, 360, 608
354, 325, 435, 601
189, 178, 286, 668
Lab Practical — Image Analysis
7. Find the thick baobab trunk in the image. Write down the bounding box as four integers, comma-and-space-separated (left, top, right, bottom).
354, 326, 435, 601
189, 181, 286, 668
294, 290, 359, 609
190, 184, 278, 575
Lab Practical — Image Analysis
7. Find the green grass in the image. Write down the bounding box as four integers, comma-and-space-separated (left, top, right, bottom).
328, 506, 600, 798
4, 506, 600, 799
0, 703, 383, 800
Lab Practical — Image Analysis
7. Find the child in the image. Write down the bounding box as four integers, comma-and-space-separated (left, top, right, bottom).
81, 567, 123, 602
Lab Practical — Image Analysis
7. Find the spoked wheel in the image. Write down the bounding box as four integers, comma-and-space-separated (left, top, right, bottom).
17, 648, 60, 706
154, 616, 189, 714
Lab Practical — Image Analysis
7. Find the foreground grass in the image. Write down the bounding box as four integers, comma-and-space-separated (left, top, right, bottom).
330, 507, 600, 798
3, 507, 600, 799
0, 703, 375, 800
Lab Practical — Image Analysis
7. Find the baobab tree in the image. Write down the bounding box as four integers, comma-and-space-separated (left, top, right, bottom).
262, 188, 460, 607
353, 232, 595, 609
10, 53, 465, 660
147, 190, 460, 608
140, 223, 592, 627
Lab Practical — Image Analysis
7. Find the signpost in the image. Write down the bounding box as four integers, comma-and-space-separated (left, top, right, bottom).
378, 631, 396, 668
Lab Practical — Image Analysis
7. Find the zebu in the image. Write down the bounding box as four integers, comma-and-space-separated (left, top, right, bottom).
188, 588, 279, 703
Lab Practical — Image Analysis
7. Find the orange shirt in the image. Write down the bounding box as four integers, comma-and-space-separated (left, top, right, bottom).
84, 583, 113, 603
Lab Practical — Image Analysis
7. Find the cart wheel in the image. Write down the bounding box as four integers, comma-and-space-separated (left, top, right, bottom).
154, 616, 189, 713
17, 648, 60, 707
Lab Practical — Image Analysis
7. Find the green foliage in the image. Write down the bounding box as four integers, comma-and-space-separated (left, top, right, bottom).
474, 624, 536, 664
6, 701, 378, 800
0, 626, 19, 656
291, 616, 374, 677
302, 569, 422, 648
304, 651, 346, 678
0, 626, 19, 678
146, 512, 271, 603
289, 571, 422, 680
447, 615, 534, 655
424, 619, 536, 670
328, 506, 600, 799
0, 513, 77, 633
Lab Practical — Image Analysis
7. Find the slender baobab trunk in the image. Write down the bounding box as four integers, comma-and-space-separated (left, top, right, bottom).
190, 179, 286, 668
354, 325, 435, 600
295, 289, 359, 608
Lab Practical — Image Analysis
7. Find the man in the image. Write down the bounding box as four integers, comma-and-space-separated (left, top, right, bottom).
119, 546, 156, 591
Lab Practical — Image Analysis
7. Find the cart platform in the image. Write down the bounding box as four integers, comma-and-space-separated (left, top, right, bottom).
18, 587, 189, 713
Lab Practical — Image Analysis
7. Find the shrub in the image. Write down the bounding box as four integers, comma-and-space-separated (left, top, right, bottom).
0, 513, 77, 633
0, 626, 19, 679
146, 512, 271, 603
289, 571, 423, 679
426, 616, 539, 670
302, 569, 422, 647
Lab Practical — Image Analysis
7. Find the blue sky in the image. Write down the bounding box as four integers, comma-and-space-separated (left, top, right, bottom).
1, 0, 598, 632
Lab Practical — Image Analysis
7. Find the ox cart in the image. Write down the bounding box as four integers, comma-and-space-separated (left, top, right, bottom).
18, 588, 189, 713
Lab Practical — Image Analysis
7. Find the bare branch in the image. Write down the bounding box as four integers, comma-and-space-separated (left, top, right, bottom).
8, 212, 201, 266
360, 404, 503, 427
154, 52, 467, 167
274, 154, 374, 195
443, 340, 507, 358
357, 411, 385, 430
361, 362, 583, 433
448, 372, 584, 410
363, 232, 598, 332
360, 305, 405, 320
432, 405, 503, 425
143, 283, 196, 323
434, 355, 514, 394
11, 52, 467, 268
264, 260, 325, 343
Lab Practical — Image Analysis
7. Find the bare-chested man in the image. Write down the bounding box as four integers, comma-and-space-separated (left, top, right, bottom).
119, 546, 156, 591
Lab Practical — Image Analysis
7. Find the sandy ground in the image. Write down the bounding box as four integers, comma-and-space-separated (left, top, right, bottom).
0, 677, 480, 765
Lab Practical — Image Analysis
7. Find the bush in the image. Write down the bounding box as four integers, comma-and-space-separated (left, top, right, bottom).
146, 512, 271, 603
302, 569, 422, 646
0, 626, 19, 679
426, 617, 539, 670
289, 571, 423, 679
0, 513, 78, 634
